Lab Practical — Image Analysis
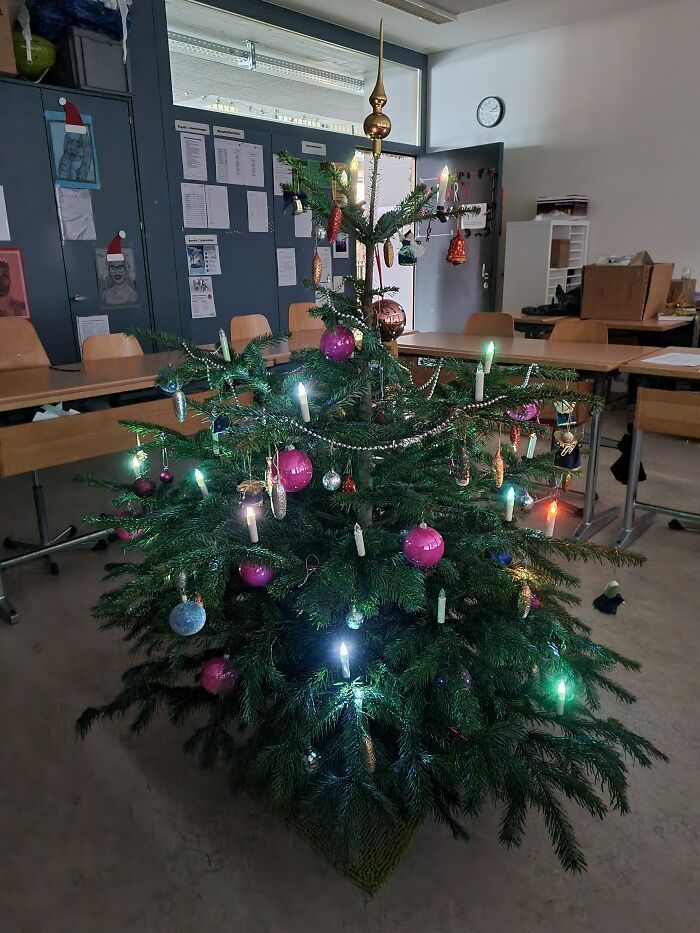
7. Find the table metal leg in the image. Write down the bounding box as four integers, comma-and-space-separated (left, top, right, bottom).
614, 428, 651, 549
573, 373, 618, 541
693, 312, 700, 349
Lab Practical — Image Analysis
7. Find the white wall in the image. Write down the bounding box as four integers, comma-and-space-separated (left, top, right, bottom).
428, 0, 699, 303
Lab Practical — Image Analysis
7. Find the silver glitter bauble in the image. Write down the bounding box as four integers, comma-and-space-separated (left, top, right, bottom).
322, 469, 342, 492
521, 492, 535, 512
346, 608, 365, 629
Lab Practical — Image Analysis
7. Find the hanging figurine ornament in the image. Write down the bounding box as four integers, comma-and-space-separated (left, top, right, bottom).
327, 202, 342, 243
492, 444, 504, 489
510, 424, 521, 452
553, 426, 583, 472
362, 19, 391, 157
445, 226, 467, 266
383, 237, 394, 268
172, 387, 187, 423
311, 248, 323, 287
458, 446, 471, 487
398, 229, 424, 266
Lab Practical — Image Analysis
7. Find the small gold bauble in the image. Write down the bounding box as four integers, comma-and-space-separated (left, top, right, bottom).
363, 112, 392, 141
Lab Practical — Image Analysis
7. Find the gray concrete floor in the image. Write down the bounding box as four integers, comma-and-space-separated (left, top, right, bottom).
0, 412, 698, 932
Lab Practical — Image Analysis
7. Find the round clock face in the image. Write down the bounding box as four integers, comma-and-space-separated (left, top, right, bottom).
477, 96, 505, 128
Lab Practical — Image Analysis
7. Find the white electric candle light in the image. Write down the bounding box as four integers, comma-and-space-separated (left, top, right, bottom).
194, 468, 209, 497
475, 362, 484, 402
556, 679, 566, 715
349, 155, 359, 204
354, 522, 366, 557
437, 588, 446, 624
297, 382, 311, 422
246, 506, 259, 543
437, 164, 449, 207
484, 341, 495, 375
526, 433, 537, 459
545, 500, 558, 537
339, 642, 351, 679
505, 486, 515, 522
219, 329, 231, 362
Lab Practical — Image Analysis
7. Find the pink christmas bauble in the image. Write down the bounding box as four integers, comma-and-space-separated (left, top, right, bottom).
272, 447, 313, 492
403, 524, 445, 568
320, 326, 355, 362
115, 510, 141, 541
239, 560, 275, 587
530, 593, 542, 610
507, 402, 539, 422
201, 656, 238, 695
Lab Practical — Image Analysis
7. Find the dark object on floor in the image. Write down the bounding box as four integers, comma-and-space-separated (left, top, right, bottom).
593, 580, 625, 615
521, 284, 581, 317
611, 423, 646, 485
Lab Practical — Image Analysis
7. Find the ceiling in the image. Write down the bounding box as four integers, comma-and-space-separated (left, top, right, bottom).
266, 0, 672, 53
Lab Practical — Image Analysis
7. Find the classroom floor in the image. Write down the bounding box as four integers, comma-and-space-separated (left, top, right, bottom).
0, 410, 697, 933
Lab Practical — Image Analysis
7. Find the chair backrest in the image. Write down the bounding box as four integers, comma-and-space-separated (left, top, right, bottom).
464, 312, 515, 338
635, 387, 700, 440
0, 318, 50, 371
550, 319, 609, 344
289, 302, 323, 333
82, 333, 144, 362
230, 314, 272, 343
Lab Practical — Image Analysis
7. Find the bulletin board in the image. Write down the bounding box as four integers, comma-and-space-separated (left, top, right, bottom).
170, 108, 357, 345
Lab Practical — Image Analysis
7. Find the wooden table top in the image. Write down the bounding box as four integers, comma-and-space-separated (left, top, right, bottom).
396, 332, 654, 373
619, 346, 700, 380
0, 331, 321, 413
507, 309, 692, 332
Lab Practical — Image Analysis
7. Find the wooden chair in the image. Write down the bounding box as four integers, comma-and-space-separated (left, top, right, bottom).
464, 312, 514, 338
82, 333, 143, 361
550, 319, 609, 343
0, 318, 50, 371
289, 302, 323, 333
616, 388, 700, 548
230, 314, 272, 343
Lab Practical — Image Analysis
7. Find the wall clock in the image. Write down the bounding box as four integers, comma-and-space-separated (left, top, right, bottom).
477, 96, 505, 128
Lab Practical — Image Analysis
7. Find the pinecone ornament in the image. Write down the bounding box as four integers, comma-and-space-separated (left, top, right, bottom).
363, 735, 376, 774
327, 203, 342, 243
510, 424, 521, 452
519, 582, 533, 619
311, 250, 322, 286
271, 476, 287, 520
493, 445, 504, 488
383, 238, 394, 268
172, 389, 187, 423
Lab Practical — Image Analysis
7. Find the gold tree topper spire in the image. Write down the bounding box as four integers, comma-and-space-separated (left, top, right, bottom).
363, 20, 392, 156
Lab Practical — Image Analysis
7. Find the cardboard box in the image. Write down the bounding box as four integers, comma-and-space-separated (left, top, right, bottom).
581, 263, 674, 320
667, 278, 696, 307
550, 239, 571, 268
0, 0, 17, 75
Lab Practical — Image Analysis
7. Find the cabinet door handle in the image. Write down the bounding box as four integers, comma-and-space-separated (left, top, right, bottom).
481, 264, 490, 290
72, 295, 88, 302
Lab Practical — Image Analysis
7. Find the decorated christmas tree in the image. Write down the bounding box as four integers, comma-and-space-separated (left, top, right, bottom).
79, 25, 664, 893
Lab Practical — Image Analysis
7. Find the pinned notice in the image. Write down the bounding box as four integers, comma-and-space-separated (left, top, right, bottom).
189, 276, 216, 318
180, 132, 208, 181
247, 191, 269, 233
276, 248, 297, 287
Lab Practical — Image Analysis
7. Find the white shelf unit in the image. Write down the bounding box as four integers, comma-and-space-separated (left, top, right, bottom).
502, 218, 589, 310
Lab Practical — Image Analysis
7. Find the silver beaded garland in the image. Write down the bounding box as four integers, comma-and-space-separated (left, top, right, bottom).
322, 469, 342, 491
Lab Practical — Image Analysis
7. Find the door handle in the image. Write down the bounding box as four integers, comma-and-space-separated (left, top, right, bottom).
481, 263, 490, 290
72, 295, 88, 302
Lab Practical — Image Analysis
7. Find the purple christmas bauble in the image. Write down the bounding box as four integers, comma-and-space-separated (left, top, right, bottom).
201, 656, 238, 695
132, 477, 156, 498
320, 326, 355, 362
239, 560, 275, 587
530, 592, 542, 610
403, 523, 445, 568
507, 402, 539, 422
272, 447, 313, 492
115, 509, 141, 541
159, 468, 175, 484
